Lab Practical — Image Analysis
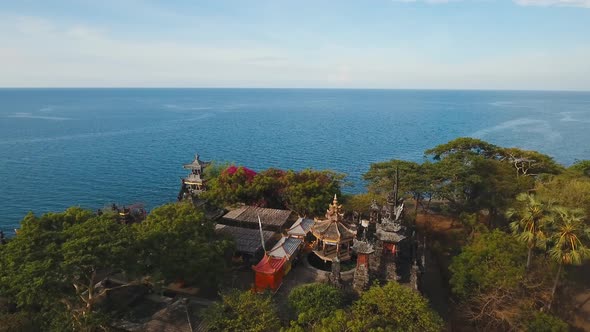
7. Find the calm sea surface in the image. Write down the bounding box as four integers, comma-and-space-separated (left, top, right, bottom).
1, 88, 590, 231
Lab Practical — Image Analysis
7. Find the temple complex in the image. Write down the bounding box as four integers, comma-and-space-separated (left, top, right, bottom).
178, 153, 209, 202
311, 195, 356, 262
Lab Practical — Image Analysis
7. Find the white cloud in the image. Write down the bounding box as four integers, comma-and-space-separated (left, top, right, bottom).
0, 14, 589, 90
514, 0, 590, 8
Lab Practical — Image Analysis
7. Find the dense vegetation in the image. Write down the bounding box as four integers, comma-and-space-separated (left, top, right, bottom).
204, 282, 443, 332
201, 166, 345, 217
362, 138, 590, 330
1, 137, 589, 331
0, 202, 233, 331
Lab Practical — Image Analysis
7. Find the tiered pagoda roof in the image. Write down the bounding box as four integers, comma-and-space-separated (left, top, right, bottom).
311, 195, 356, 244
183, 154, 210, 170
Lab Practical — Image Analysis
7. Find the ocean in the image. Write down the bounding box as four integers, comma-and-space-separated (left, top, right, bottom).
1, 88, 590, 232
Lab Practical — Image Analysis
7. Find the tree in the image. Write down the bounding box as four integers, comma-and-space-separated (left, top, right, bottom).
524, 312, 569, 332
249, 168, 287, 208
566, 159, 590, 178
343, 193, 386, 216
546, 206, 590, 310
498, 147, 563, 177
201, 165, 259, 207
204, 289, 281, 332
60, 215, 136, 327
425, 138, 526, 215
351, 282, 442, 332
0, 208, 137, 331
287, 283, 344, 329
506, 193, 553, 270
317, 282, 443, 332
449, 230, 527, 299
282, 169, 344, 217
363, 160, 436, 213
0, 208, 93, 310
536, 176, 590, 224
134, 202, 233, 288
449, 230, 557, 330
424, 137, 500, 161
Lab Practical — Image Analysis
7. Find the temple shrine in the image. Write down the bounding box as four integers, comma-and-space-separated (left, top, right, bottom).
311, 195, 356, 262
178, 153, 209, 202
252, 236, 303, 292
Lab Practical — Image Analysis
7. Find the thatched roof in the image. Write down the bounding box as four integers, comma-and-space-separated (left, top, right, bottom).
215, 224, 276, 255
223, 206, 294, 230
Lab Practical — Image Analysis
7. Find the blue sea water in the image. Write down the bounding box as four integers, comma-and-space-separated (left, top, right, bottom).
1, 88, 590, 232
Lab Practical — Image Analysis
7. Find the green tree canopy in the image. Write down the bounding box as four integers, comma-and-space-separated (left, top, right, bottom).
524, 312, 569, 332
424, 137, 501, 161
566, 159, 590, 178
499, 147, 564, 177
536, 175, 590, 224
449, 230, 527, 299
282, 169, 344, 217
202, 166, 344, 217
363, 159, 437, 213
0, 208, 135, 330
287, 283, 344, 328
134, 201, 233, 287
204, 289, 281, 332
506, 193, 553, 270
317, 282, 443, 332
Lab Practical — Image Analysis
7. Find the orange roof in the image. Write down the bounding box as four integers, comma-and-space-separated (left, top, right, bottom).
252, 255, 286, 274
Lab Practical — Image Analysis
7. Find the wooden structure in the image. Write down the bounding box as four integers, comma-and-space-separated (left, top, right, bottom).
311, 195, 356, 262
214, 224, 276, 259
222, 206, 294, 232
286, 217, 314, 239
179, 154, 210, 201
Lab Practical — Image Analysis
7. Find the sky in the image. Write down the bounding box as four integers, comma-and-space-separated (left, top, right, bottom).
1, 0, 589, 90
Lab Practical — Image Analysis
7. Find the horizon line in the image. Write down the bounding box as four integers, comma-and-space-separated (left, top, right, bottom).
1, 87, 589, 93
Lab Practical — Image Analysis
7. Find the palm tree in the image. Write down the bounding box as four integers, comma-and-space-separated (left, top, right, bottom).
506, 193, 552, 270
547, 206, 590, 310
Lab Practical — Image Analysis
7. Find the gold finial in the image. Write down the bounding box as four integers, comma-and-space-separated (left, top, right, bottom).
333, 194, 338, 205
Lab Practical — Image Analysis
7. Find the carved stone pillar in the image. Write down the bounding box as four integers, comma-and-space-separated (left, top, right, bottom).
384, 258, 398, 281
369, 239, 383, 278
353, 253, 371, 292
329, 258, 342, 288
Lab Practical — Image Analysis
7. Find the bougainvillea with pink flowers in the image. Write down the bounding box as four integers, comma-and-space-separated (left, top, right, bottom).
201, 165, 344, 217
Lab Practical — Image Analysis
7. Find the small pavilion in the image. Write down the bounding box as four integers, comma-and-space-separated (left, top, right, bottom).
311, 195, 356, 262
179, 154, 210, 201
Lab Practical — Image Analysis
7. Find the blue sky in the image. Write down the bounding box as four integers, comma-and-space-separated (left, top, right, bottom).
1, 0, 589, 89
